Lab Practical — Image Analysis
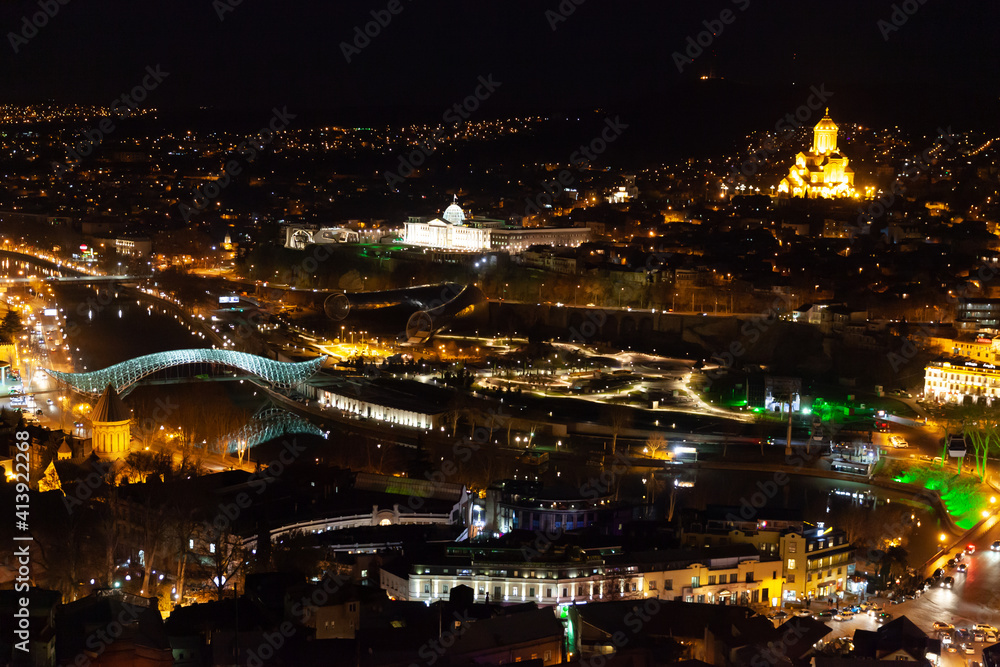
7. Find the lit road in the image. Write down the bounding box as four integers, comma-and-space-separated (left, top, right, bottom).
820, 539, 1000, 660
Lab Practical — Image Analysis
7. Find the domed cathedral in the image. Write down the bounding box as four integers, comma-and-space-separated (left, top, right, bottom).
778, 110, 857, 199
89, 383, 132, 458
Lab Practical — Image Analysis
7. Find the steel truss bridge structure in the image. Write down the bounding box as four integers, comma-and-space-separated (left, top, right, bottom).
221, 406, 327, 455
44, 349, 326, 395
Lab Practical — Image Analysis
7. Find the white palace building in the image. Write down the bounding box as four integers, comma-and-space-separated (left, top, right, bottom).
403, 201, 590, 254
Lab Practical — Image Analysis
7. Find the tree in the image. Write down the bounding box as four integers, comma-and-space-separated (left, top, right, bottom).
644, 433, 667, 460
192, 521, 246, 602
93, 466, 123, 587
0, 306, 21, 343
606, 405, 632, 458
961, 403, 1000, 481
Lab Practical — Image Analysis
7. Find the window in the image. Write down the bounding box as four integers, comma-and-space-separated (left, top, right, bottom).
787, 574, 795, 583
762, 587, 768, 601
807, 574, 812, 582
209, 543, 216, 554
745, 572, 753, 583
708, 575, 716, 585
563, 587, 568, 597
494, 586, 502, 599
546, 587, 552, 598
808, 543, 815, 551
752, 590, 759, 603
189, 539, 194, 549
648, 581, 657, 590
544, 651, 552, 661
788, 542, 797, 553
442, 586, 449, 595
787, 559, 796, 570
773, 571, 777, 580
837, 567, 842, 575
512, 586, 518, 596
665, 579, 673, 590
730, 574, 738, 584
692, 576, 700, 588
529, 587, 535, 597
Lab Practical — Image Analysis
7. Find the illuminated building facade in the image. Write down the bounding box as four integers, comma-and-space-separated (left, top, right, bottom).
403, 202, 590, 254
90, 383, 132, 458
924, 359, 1000, 405
778, 111, 857, 199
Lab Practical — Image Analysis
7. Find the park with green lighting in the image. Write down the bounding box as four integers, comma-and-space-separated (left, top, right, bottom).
889, 463, 994, 530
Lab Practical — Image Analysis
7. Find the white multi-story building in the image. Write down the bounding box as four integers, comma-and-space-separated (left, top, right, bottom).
403, 202, 590, 254
390, 544, 782, 610
924, 359, 1000, 405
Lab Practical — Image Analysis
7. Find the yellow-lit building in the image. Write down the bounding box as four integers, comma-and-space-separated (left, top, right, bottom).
90, 383, 132, 458
924, 359, 1000, 405
778, 111, 857, 199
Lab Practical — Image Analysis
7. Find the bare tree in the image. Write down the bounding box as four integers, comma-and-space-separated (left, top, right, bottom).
605, 405, 632, 458
644, 433, 667, 460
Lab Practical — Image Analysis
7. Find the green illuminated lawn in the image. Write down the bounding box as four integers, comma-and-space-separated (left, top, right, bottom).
892, 465, 990, 530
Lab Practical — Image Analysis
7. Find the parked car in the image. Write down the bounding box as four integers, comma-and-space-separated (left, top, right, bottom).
932, 568, 944, 579
987, 631, 997, 642
973, 631, 985, 642
947, 558, 957, 569
974, 623, 998, 635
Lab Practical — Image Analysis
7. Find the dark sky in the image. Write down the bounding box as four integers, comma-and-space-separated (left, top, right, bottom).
1, 0, 997, 124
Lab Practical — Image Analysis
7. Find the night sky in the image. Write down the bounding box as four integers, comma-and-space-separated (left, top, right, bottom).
1, 0, 998, 128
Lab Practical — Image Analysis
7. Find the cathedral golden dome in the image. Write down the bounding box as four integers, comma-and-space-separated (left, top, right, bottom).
814, 110, 838, 131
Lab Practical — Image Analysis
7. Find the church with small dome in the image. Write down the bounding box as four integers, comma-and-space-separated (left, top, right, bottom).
89, 383, 133, 459
777, 110, 858, 199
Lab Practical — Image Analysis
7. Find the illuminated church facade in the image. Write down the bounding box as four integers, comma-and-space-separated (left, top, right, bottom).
778, 111, 857, 199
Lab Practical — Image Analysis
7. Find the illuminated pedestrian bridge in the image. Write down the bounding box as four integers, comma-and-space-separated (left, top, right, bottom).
44, 349, 326, 395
